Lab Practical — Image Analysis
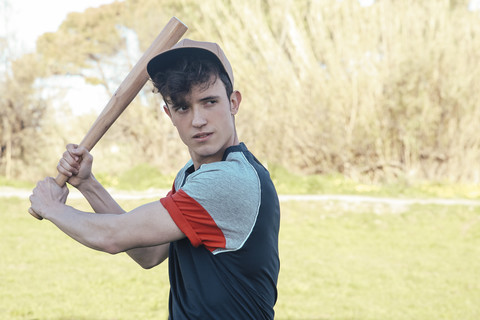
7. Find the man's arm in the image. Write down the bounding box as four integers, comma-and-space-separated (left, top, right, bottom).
54, 144, 176, 268
74, 173, 125, 214
30, 177, 185, 257
76, 174, 171, 268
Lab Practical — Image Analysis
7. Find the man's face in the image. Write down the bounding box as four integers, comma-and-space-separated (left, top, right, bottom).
164, 76, 241, 169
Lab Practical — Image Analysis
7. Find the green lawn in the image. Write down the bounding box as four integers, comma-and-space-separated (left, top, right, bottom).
1, 196, 480, 319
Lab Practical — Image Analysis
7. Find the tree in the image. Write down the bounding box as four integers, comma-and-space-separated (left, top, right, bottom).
35, 2, 127, 96
0, 53, 52, 179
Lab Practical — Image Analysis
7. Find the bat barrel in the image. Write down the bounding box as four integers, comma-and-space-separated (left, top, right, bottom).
80, 17, 187, 151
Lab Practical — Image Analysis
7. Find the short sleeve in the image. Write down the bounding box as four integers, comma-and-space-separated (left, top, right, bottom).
160, 189, 226, 251
160, 152, 261, 254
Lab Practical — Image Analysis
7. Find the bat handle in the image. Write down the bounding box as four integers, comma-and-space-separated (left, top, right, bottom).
28, 172, 70, 220
28, 208, 43, 220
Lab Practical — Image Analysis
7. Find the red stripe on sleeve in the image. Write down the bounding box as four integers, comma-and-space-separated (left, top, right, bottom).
160, 189, 226, 252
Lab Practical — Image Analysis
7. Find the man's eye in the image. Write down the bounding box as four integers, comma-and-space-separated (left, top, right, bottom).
207, 99, 217, 105
175, 106, 189, 112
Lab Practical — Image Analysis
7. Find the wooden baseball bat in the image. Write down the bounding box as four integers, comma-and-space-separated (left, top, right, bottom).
29, 17, 188, 219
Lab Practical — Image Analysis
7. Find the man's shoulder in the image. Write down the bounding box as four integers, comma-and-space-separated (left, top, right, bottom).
190, 156, 259, 192
174, 142, 272, 192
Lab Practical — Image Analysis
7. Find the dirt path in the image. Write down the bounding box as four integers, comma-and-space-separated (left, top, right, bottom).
3, 186, 480, 206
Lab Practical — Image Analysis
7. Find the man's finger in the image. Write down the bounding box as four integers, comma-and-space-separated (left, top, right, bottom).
59, 158, 79, 176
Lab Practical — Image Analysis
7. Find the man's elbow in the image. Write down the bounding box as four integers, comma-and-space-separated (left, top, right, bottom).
104, 244, 123, 255
136, 254, 168, 269
96, 242, 122, 255
90, 234, 124, 255
127, 247, 169, 269
139, 261, 157, 270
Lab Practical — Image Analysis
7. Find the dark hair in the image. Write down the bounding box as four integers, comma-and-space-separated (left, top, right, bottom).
151, 53, 233, 107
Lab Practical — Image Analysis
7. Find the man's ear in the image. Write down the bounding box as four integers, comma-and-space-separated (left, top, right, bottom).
230, 90, 242, 115
163, 105, 176, 126
163, 105, 171, 117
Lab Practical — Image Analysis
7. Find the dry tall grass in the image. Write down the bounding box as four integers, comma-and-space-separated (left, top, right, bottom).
7, 0, 477, 184
158, 0, 480, 183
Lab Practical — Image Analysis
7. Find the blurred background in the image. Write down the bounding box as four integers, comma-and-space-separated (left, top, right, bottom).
2, 0, 480, 189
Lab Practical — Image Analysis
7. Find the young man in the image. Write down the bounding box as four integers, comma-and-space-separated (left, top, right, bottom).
29, 39, 280, 319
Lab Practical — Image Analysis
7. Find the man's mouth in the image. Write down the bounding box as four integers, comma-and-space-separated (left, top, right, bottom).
193, 132, 212, 140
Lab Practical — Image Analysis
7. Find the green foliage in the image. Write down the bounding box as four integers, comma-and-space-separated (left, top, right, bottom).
2, 197, 480, 319
0, 53, 61, 180
96, 163, 175, 190
36, 2, 125, 79
0, 175, 35, 189
269, 164, 357, 195
268, 164, 480, 199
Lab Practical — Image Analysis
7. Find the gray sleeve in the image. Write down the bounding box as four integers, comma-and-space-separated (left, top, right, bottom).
181, 152, 261, 254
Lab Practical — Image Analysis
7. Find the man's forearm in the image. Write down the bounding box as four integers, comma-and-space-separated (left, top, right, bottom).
72, 174, 171, 267
76, 174, 125, 214
44, 203, 123, 253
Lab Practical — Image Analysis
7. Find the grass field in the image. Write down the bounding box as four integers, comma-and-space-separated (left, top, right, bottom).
1, 195, 480, 319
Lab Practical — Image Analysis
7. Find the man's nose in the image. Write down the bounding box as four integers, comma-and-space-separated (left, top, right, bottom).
192, 107, 207, 127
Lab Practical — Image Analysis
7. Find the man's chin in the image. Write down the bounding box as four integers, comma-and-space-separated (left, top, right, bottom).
190, 146, 224, 162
